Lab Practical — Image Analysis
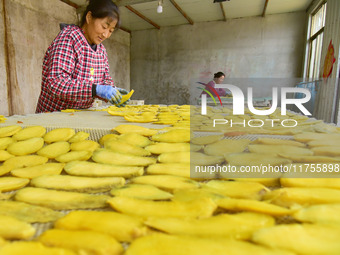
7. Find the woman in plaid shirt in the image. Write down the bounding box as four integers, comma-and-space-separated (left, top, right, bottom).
36, 0, 128, 113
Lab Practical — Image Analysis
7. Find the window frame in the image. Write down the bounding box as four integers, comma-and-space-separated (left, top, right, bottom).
304, 1, 327, 80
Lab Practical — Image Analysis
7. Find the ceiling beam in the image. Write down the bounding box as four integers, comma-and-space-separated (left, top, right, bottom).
262, 0, 269, 17
169, 0, 194, 25
60, 0, 79, 9
220, 2, 226, 21
125, 5, 160, 29
114, 0, 157, 7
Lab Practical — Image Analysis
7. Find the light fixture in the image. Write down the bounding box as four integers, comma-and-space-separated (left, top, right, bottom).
157, 0, 163, 13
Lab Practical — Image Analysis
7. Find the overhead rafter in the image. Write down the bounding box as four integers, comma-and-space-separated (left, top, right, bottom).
114, 0, 157, 6
262, 0, 269, 17
60, 0, 79, 9
169, 0, 194, 25
125, 5, 160, 29
220, 2, 227, 21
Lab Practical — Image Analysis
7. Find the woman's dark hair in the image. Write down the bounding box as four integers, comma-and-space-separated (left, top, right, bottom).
80, 0, 120, 29
214, 72, 225, 78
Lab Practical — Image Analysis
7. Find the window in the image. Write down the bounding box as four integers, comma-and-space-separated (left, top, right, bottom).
305, 2, 327, 79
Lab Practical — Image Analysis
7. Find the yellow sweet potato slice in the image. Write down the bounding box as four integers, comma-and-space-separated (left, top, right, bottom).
311, 146, 340, 157
30, 175, 125, 193
204, 139, 251, 156
118, 133, 151, 147
14, 187, 110, 210
125, 234, 295, 255
0, 125, 22, 138
0, 200, 63, 223
92, 149, 156, 166
0, 241, 76, 255
280, 175, 340, 189
294, 132, 340, 142
98, 134, 118, 145
157, 151, 190, 164
217, 198, 293, 216
220, 174, 281, 187
279, 154, 340, 163
225, 153, 292, 166
64, 161, 143, 178
0, 177, 29, 192
145, 212, 275, 240
151, 129, 190, 143
252, 137, 306, 147
158, 151, 224, 165
0, 137, 15, 150
37, 141, 70, 158
44, 128, 75, 144
171, 188, 225, 202
203, 180, 269, 200
12, 126, 46, 141
0, 192, 11, 200
190, 134, 224, 145
55, 150, 92, 163
2, 155, 47, 170
252, 224, 340, 255
0, 165, 12, 177
264, 187, 340, 207
68, 131, 90, 143
39, 229, 123, 255
111, 184, 173, 200
107, 196, 217, 218
11, 163, 64, 179
114, 124, 157, 136
145, 143, 191, 154
54, 210, 148, 242
308, 139, 340, 147
131, 175, 199, 192
123, 114, 157, 123
104, 140, 151, 156
0, 215, 35, 240
70, 140, 100, 152
248, 144, 313, 156
293, 204, 340, 224
7, 137, 44, 156
118, 89, 134, 105
0, 236, 5, 246
146, 163, 190, 178
0, 150, 14, 161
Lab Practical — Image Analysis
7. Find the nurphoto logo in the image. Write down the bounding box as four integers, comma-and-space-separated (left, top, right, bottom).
201, 84, 311, 116
199, 84, 312, 128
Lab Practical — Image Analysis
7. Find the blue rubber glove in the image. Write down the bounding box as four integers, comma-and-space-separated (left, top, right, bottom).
117, 101, 129, 107
117, 88, 129, 95
96, 85, 122, 105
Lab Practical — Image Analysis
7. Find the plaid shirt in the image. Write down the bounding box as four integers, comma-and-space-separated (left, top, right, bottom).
36, 25, 115, 113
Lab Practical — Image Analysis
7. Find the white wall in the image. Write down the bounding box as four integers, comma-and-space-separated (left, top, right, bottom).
130, 12, 307, 105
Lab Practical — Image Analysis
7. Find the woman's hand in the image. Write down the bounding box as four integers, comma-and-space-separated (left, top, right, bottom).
96, 85, 122, 105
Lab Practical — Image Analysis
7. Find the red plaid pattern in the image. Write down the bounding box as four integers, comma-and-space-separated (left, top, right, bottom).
36, 25, 115, 113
